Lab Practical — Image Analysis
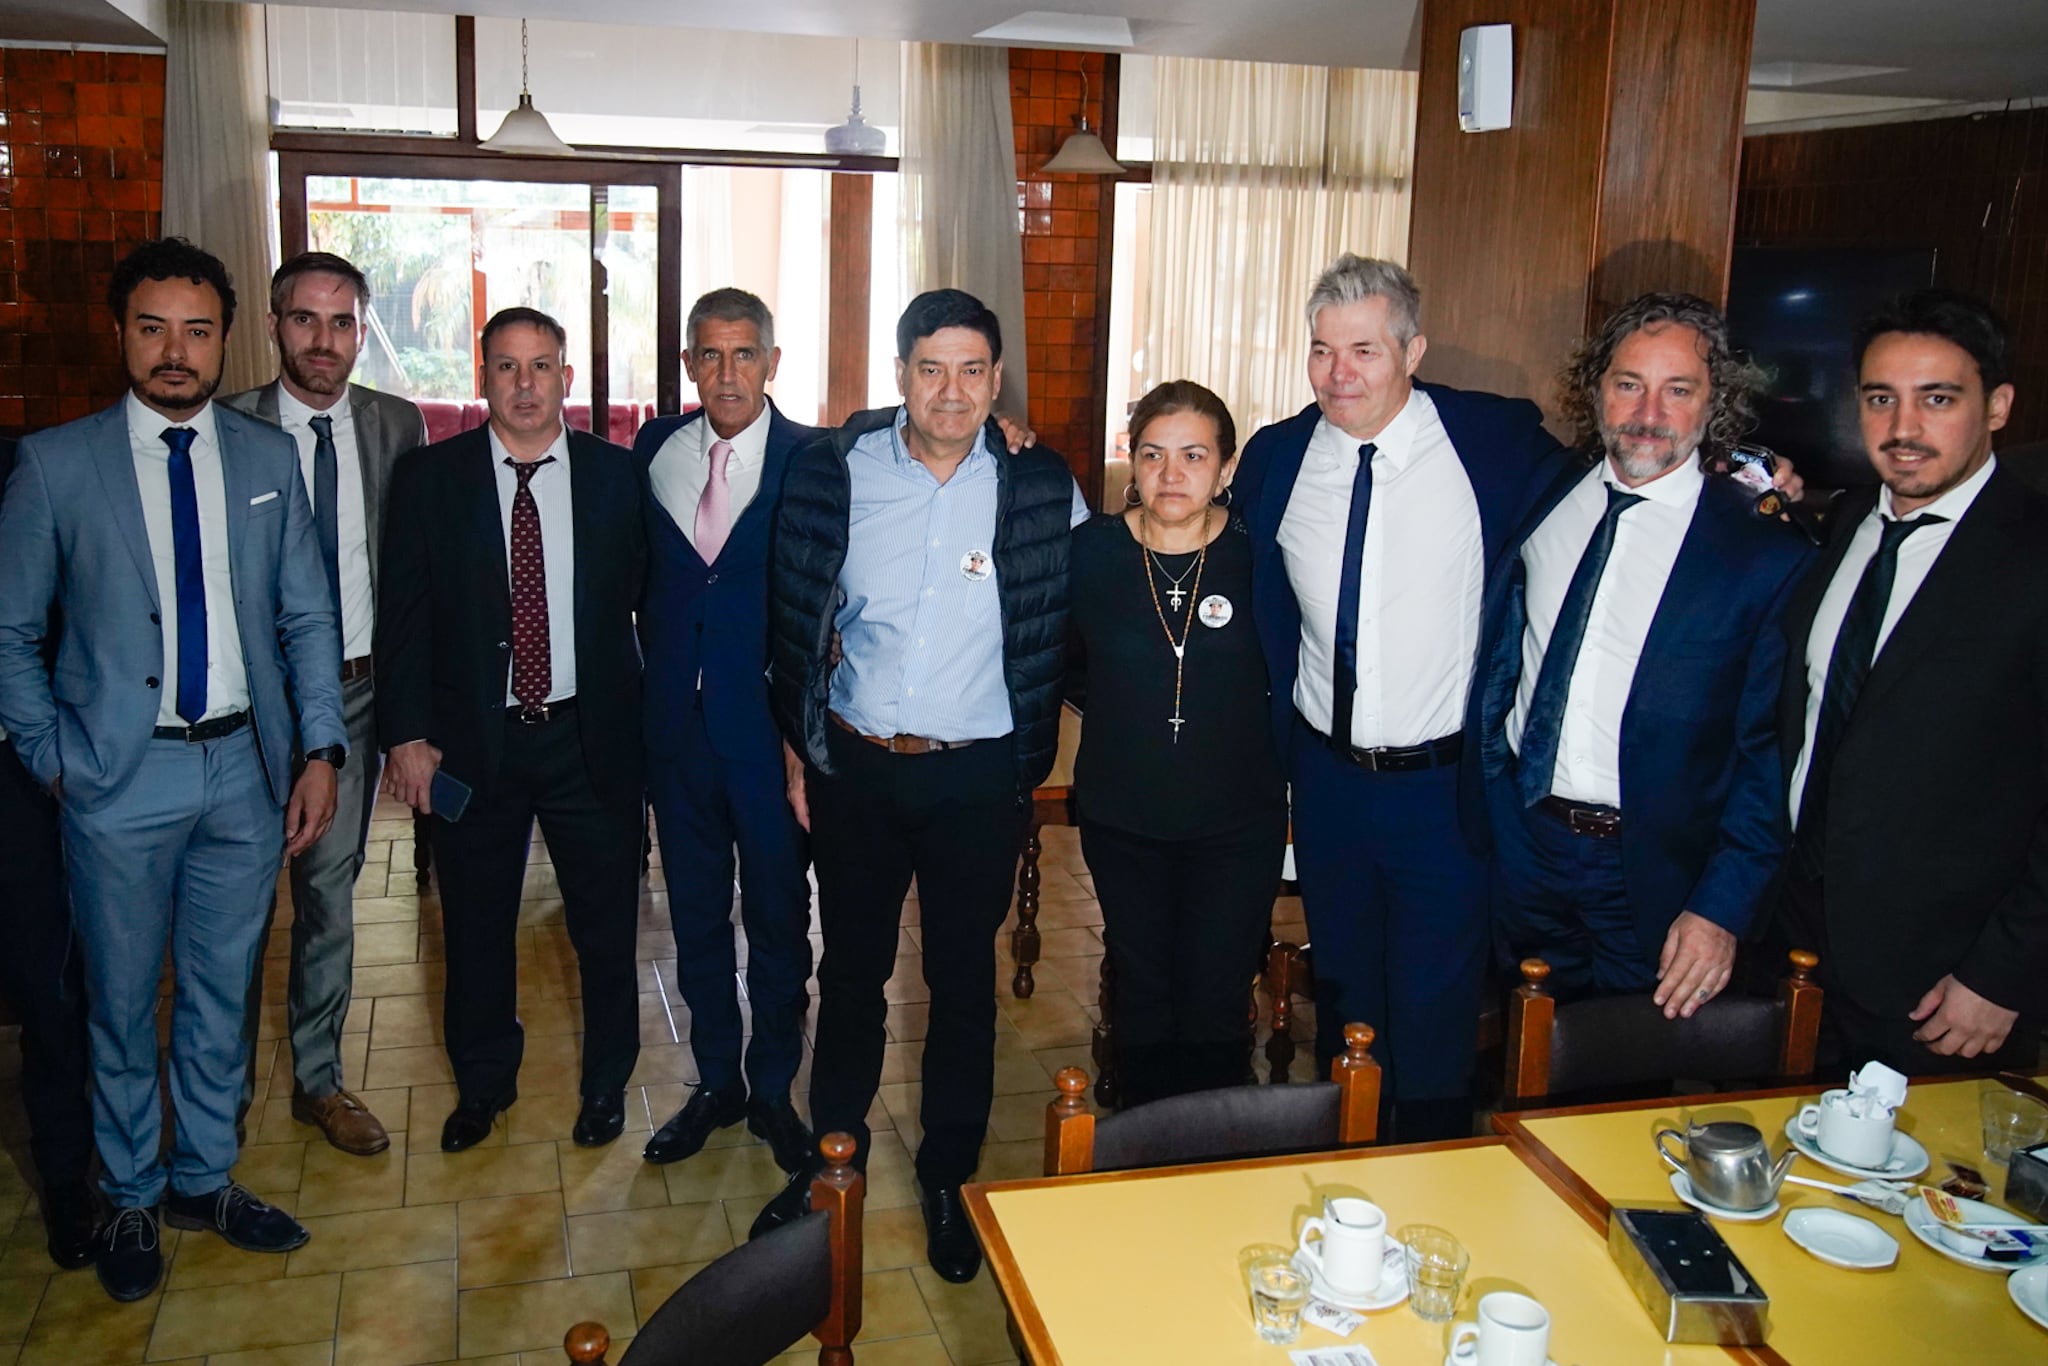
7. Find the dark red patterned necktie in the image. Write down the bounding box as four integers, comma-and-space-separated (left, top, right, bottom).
507, 455, 555, 712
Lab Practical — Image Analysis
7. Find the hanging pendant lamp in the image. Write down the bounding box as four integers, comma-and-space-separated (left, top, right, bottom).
481, 19, 571, 154
1041, 65, 1124, 175
824, 43, 887, 156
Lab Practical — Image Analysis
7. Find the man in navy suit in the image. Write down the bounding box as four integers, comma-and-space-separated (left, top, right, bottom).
1470, 294, 1813, 1012
637, 289, 816, 1172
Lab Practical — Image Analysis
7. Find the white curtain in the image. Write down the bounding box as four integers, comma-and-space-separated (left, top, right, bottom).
898, 43, 1029, 421
1143, 60, 1417, 434
163, 0, 276, 394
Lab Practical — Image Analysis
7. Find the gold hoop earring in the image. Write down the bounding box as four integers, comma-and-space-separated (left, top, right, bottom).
1212, 484, 1234, 508
1123, 482, 1143, 508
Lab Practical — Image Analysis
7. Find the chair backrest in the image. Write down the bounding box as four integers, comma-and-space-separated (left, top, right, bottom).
568, 1134, 865, 1366
1503, 950, 1823, 1103
1045, 1023, 1381, 1175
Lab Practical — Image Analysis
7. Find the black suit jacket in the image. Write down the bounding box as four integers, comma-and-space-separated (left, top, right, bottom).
1778, 463, 2048, 1018
375, 426, 647, 811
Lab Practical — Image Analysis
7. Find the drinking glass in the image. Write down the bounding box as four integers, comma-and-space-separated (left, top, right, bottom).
1244, 1252, 1310, 1345
1982, 1089, 2048, 1166
1398, 1224, 1469, 1323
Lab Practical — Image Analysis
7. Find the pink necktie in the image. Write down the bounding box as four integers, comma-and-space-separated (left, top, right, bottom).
695, 438, 733, 564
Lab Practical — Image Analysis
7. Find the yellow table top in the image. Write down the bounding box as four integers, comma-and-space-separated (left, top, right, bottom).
1510, 1077, 2048, 1366
970, 1139, 1747, 1366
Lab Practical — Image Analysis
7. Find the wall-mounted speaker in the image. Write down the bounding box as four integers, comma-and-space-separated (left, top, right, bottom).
1458, 23, 1514, 132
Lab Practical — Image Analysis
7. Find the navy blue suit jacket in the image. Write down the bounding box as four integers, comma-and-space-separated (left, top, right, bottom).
1470, 462, 1815, 944
634, 402, 816, 768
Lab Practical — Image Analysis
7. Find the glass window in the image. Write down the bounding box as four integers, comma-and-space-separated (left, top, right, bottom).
266, 6, 458, 135
1116, 54, 1154, 163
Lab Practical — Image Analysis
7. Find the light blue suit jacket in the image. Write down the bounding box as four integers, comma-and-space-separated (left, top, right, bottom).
0, 401, 347, 813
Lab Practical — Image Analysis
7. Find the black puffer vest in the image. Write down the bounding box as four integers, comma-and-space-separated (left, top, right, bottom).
768, 407, 1073, 801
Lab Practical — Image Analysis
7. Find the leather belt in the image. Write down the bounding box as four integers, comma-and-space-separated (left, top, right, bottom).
153, 711, 250, 743
1538, 795, 1623, 839
830, 711, 978, 755
1325, 726, 1463, 773
340, 654, 374, 684
507, 697, 577, 725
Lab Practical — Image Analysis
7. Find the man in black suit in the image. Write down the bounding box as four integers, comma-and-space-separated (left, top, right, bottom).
1777, 289, 2046, 1071
377, 307, 648, 1150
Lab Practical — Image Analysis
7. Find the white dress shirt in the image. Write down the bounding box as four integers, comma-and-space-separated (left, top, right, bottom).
490, 425, 577, 706
276, 386, 374, 659
126, 393, 250, 727
1506, 454, 1705, 806
1789, 455, 1997, 825
648, 403, 770, 553
1279, 387, 1484, 748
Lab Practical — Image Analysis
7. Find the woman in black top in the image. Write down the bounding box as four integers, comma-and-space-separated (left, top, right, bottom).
1069, 381, 1287, 1107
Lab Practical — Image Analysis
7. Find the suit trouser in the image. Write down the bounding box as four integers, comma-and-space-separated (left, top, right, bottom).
1288, 713, 1487, 1133
63, 726, 280, 1207
430, 705, 643, 1106
241, 672, 381, 1110
1490, 786, 1655, 996
806, 727, 1024, 1186
647, 702, 812, 1099
0, 739, 94, 1189
1080, 813, 1286, 1107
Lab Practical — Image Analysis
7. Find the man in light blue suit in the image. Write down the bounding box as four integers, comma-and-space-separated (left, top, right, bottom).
0, 238, 347, 1302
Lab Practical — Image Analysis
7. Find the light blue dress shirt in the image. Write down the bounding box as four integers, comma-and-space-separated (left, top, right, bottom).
829, 410, 1088, 742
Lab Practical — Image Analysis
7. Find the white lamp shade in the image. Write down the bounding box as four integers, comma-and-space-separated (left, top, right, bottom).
1041, 128, 1125, 175
481, 93, 572, 154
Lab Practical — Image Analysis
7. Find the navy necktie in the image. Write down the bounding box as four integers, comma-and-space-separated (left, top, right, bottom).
1328, 442, 1376, 747
1516, 482, 1646, 806
1792, 512, 1945, 880
162, 426, 207, 724
309, 413, 342, 623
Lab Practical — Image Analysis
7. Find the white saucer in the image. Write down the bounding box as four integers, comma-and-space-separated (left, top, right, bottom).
2009, 1262, 2048, 1332
1447, 1357, 1556, 1366
1783, 1117, 1931, 1181
1782, 1206, 1898, 1270
1292, 1242, 1409, 1312
1902, 1193, 2048, 1273
1669, 1170, 1780, 1222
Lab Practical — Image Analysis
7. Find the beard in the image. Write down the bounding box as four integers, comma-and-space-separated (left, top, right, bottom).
281, 344, 352, 397
130, 361, 222, 417
1600, 419, 1703, 483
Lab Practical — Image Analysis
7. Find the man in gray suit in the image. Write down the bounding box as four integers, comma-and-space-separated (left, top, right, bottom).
224, 252, 427, 1157
0, 238, 346, 1302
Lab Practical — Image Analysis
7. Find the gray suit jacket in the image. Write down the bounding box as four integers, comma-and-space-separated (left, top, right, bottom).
0, 402, 347, 813
220, 380, 429, 596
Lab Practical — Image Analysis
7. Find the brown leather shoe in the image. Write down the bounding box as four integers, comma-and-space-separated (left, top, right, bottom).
292, 1090, 391, 1156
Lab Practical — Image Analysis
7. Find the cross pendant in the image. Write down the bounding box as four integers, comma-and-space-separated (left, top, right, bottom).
1168, 713, 1184, 743
1167, 587, 1186, 610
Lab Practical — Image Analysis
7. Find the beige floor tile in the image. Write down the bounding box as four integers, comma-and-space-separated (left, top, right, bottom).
565, 1202, 731, 1275
625, 1043, 697, 1089
912, 1263, 1017, 1364
361, 1045, 457, 1091
0, 1274, 45, 1343
789, 1335, 955, 1365
884, 1003, 930, 1043
163, 1228, 288, 1291
624, 1258, 713, 1323
232, 1141, 308, 1196
297, 1142, 409, 1218
406, 1142, 560, 1206
985, 1091, 1053, 1144
556, 1139, 670, 1217
368, 996, 441, 1051
18, 1266, 159, 1365
657, 1141, 788, 1206
456, 1272, 635, 1358
147, 1272, 342, 1359
287, 1204, 458, 1277
350, 962, 446, 998
202, 1344, 335, 1366
858, 1203, 932, 1273
854, 1268, 936, 1342
504, 1092, 648, 1147
353, 921, 423, 968
336, 1261, 456, 1366
458, 1193, 568, 1289
349, 896, 422, 925
973, 1139, 1044, 1184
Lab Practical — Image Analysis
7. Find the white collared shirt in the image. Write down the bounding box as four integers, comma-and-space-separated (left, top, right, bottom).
1506, 453, 1705, 806
1279, 387, 1484, 747
490, 424, 577, 706
125, 392, 251, 726
276, 386, 374, 658
1789, 455, 1997, 825
648, 403, 771, 556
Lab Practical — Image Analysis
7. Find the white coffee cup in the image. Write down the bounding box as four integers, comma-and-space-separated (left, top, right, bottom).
1797, 1087, 1896, 1169
1848, 1060, 1908, 1111
1448, 1291, 1551, 1366
1296, 1197, 1386, 1296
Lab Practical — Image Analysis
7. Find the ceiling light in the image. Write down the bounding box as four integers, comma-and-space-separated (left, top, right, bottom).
825, 43, 887, 156
481, 20, 571, 154
1041, 64, 1125, 175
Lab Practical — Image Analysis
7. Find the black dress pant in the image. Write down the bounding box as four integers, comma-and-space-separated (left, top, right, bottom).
807, 727, 1025, 1186
430, 707, 643, 1105
1080, 812, 1286, 1108
0, 740, 94, 1188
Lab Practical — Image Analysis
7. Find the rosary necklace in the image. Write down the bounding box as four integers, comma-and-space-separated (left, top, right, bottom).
1147, 550, 1198, 610
1138, 508, 1210, 743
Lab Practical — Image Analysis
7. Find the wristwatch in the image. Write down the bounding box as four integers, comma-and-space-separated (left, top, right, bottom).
305, 745, 347, 770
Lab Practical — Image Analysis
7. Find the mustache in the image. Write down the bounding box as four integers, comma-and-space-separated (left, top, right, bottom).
151, 364, 198, 378
1882, 438, 1939, 458
1612, 423, 1680, 441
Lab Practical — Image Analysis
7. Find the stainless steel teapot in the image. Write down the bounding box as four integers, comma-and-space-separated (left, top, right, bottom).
1655, 1120, 1796, 1212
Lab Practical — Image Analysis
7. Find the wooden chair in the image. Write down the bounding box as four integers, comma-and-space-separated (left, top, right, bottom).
1262, 940, 1507, 1084
1043, 1023, 1381, 1175
1502, 949, 1823, 1106
564, 1133, 865, 1366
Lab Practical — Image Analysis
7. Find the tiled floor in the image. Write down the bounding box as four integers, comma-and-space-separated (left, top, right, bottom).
0, 794, 1311, 1365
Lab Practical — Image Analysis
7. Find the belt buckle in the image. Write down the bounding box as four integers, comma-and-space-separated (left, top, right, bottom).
518, 703, 551, 724
1568, 806, 1619, 838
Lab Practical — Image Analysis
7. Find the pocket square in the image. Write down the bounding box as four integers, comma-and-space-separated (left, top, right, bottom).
249, 490, 280, 506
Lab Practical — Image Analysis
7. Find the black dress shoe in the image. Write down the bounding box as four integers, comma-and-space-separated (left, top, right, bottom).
164, 1183, 310, 1253
42, 1181, 99, 1269
748, 1164, 816, 1240
747, 1097, 815, 1174
96, 1206, 161, 1302
920, 1181, 982, 1283
441, 1094, 513, 1153
643, 1085, 745, 1165
573, 1091, 626, 1148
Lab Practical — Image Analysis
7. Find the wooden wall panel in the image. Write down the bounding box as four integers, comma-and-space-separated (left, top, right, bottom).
825, 171, 873, 426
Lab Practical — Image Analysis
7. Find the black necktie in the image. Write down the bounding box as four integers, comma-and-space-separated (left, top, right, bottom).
1328, 443, 1376, 746
1792, 513, 1945, 880
309, 413, 342, 623
1517, 483, 1646, 806
163, 426, 207, 724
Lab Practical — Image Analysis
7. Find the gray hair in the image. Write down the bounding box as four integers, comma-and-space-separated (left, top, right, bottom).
1305, 254, 1422, 346
686, 287, 775, 353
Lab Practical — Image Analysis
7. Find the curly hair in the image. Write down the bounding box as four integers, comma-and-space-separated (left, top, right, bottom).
1556, 293, 1765, 460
